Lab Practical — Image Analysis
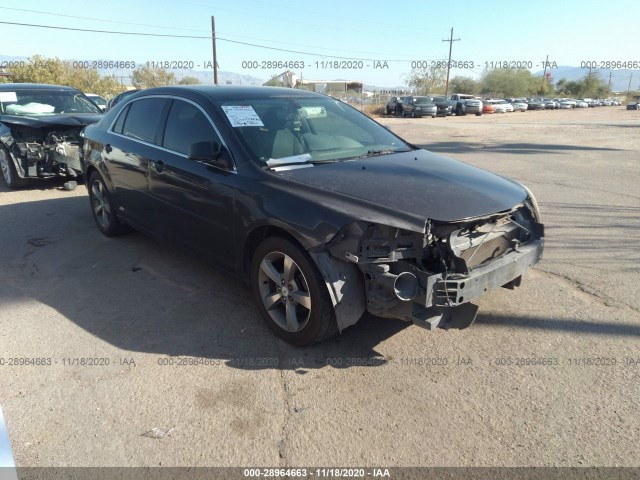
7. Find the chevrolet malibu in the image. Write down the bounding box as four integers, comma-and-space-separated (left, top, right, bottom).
81, 86, 544, 346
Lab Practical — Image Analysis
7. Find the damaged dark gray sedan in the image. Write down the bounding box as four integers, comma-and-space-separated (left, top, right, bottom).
81, 86, 544, 346
0, 83, 102, 188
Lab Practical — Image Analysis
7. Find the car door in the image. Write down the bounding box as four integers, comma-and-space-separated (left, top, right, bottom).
406, 97, 412, 115
148, 98, 237, 269
103, 97, 170, 230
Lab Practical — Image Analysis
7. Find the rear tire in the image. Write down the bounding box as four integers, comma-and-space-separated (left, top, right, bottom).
88, 171, 130, 237
0, 145, 28, 189
250, 236, 338, 346
476, 112, 482, 116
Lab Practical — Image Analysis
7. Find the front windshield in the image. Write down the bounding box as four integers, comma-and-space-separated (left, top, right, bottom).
0, 89, 101, 115
413, 97, 433, 105
219, 95, 411, 164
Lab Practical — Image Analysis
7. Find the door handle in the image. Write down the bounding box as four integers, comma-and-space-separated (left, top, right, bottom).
150, 160, 165, 173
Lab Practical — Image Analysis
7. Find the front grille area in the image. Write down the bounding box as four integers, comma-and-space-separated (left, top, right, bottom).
444, 218, 526, 272
459, 227, 521, 269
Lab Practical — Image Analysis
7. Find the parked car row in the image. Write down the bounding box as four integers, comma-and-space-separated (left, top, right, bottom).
386, 95, 453, 118
501, 97, 623, 111
468, 97, 625, 114
385, 93, 626, 118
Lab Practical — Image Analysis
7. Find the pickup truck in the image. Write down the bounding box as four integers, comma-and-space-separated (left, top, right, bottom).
449, 94, 483, 116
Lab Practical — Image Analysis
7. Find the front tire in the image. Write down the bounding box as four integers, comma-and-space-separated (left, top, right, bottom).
0, 145, 28, 189
88, 171, 129, 237
251, 236, 338, 346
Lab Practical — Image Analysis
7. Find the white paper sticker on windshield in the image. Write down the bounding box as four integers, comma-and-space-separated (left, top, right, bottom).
221, 105, 264, 127
0, 92, 18, 102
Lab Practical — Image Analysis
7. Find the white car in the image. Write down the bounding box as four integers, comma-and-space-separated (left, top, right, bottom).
575, 99, 589, 108
558, 99, 575, 109
85, 93, 108, 111
509, 99, 528, 112
485, 99, 512, 113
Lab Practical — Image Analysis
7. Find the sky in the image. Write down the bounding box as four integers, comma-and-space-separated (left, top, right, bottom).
0, 0, 638, 87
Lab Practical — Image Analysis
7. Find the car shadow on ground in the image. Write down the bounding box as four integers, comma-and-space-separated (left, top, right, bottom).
2, 196, 638, 374
0, 176, 84, 194
0, 196, 411, 372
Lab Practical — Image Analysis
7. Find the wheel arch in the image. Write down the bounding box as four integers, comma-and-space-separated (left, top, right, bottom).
0, 142, 26, 178
242, 222, 366, 332
242, 224, 310, 278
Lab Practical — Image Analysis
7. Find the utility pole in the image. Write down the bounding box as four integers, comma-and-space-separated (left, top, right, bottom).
540, 54, 549, 95
627, 73, 633, 97
211, 16, 218, 85
607, 71, 613, 92
442, 28, 460, 96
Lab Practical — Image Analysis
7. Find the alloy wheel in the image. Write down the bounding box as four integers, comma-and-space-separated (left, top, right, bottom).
257, 251, 312, 333
90, 179, 111, 230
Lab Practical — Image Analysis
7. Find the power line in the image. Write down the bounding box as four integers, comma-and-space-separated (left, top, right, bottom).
0, 20, 430, 62
0, 6, 418, 58
0, 6, 209, 32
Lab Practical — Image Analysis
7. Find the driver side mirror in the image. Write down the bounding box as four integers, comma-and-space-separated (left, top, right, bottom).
188, 141, 233, 170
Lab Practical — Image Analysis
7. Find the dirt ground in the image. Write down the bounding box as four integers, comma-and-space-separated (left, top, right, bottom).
0, 106, 638, 472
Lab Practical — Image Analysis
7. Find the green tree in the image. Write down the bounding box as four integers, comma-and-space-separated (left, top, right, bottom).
0, 55, 124, 97
480, 68, 538, 97
555, 72, 608, 98
131, 67, 176, 88
555, 78, 582, 97
405, 66, 447, 94
178, 76, 201, 85
582, 71, 608, 97
448, 75, 479, 94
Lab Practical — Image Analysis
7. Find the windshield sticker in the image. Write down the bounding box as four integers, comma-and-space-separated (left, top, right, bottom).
221, 105, 264, 127
0, 92, 18, 102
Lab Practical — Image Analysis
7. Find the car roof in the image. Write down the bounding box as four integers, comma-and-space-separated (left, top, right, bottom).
131, 85, 326, 101
0, 83, 81, 92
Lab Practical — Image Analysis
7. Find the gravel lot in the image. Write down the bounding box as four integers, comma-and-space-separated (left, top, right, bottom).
0, 106, 639, 471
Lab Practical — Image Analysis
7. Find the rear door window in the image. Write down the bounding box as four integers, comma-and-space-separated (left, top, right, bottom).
121, 98, 168, 144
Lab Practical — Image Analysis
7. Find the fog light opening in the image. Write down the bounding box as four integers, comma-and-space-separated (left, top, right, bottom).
394, 272, 418, 301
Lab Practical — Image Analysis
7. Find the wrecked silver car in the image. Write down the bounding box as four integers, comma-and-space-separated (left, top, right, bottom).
81, 86, 544, 346
0, 83, 102, 188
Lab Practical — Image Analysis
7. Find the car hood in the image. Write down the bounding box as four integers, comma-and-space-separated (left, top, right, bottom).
274, 149, 527, 229
0, 114, 102, 129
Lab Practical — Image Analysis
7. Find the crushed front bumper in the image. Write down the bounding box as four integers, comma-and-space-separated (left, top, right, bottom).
365, 239, 544, 330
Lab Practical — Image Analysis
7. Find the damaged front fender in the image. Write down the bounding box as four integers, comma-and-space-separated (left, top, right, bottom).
308, 249, 366, 332
319, 204, 544, 332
